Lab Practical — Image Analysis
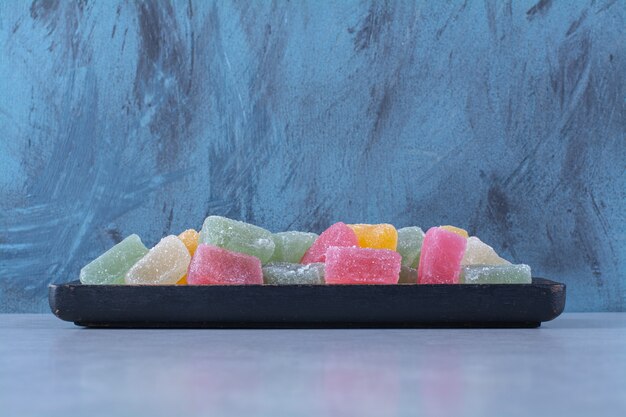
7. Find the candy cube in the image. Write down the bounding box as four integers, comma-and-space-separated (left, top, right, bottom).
418, 227, 467, 284
396, 226, 424, 268
80, 234, 148, 285
199, 216, 275, 264
440, 225, 469, 238
125, 236, 191, 285
325, 246, 401, 284
348, 224, 398, 250
178, 229, 199, 256
268, 231, 318, 263
398, 266, 418, 284
187, 244, 263, 285
301, 222, 358, 264
460, 264, 531, 284
262, 262, 325, 285
461, 237, 510, 266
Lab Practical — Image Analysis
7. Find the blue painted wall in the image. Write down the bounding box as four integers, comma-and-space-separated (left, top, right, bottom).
0, 0, 624, 312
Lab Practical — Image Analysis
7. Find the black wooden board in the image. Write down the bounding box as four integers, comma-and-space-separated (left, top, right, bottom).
48, 278, 565, 328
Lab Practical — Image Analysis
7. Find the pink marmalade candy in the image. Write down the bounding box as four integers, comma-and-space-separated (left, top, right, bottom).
418, 227, 467, 284
301, 222, 358, 264
325, 246, 401, 284
187, 244, 263, 285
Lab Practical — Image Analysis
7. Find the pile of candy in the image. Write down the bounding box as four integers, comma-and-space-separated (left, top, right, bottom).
79, 216, 532, 286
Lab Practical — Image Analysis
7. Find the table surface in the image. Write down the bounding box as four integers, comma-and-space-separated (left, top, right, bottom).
1, 313, 625, 417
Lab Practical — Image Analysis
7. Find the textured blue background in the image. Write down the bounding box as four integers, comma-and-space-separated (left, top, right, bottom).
0, 0, 624, 312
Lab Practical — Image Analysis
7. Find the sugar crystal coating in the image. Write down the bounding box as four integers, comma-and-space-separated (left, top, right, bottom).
80, 234, 148, 285
460, 264, 531, 284
396, 226, 424, 268
199, 216, 275, 264
418, 227, 467, 284
262, 262, 325, 285
268, 231, 318, 263
187, 244, 263, 285
301, 222, 358, 264
125, 235, 191, 285
325, 246, 401, 285
461, 237, 510, 266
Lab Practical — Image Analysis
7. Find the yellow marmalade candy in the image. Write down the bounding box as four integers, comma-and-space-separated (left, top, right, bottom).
348, 224, 398, 251
440, 225, 469, 238
178, 229, 199, 256
176, 229, 199, 286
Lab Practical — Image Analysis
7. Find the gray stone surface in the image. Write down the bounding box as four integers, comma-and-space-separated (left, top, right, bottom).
1, 313, 625, 417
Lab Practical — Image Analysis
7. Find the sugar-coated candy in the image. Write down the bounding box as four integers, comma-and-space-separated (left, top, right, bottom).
440, 225, 469, 238
460, 264, 531, 284
461, 237, 510, 266
81, 214, 534, 287
187, 244, 263, 285
396, 226, 424, 268
268, 231, 318, 263
177, 229, 199, 284
325, 246, 401, 284
262, 262, 325, 285
124, 236, 191, 285
418, 227, 467, 284
80, 234, 148, 285
178, 229, 199, 256
349, 223, 398, 250
301, 222, 358, 264
199, 216, 275, 264
398, 266, 418, 284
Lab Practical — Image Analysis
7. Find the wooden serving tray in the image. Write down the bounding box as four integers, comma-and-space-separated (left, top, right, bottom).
48, 278, 565, 328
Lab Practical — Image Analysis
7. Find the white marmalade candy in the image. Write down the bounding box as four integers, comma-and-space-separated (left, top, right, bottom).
125, 235, 191, 285
461, 264, 531, 284
461, 237, 510, 266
